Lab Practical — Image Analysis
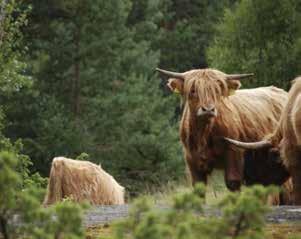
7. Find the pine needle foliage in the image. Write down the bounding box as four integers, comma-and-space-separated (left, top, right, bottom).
113, 184, 278, 239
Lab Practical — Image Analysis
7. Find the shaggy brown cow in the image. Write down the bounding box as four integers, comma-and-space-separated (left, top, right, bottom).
224, 77, 301, 204
43, 157, 125, 205
157, 68, 288, 191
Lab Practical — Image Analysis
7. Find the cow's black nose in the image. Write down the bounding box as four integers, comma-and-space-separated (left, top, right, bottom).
197, 105, 217, 117
226, 180, 241, 191
202, 105, 215, 112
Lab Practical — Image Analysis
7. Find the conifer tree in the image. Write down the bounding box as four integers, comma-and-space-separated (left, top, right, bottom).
207, 0, 301, 88
21, 0, 184, 191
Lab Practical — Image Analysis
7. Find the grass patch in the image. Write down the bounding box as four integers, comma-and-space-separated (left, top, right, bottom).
137, 170, 228, 205
86, 225, 112, 239
266, 224, 301, 239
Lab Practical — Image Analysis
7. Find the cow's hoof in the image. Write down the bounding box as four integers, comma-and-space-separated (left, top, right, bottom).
226, 180, 241, 191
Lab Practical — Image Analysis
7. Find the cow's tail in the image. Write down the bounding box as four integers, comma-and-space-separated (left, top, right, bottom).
43, 157, 64, 206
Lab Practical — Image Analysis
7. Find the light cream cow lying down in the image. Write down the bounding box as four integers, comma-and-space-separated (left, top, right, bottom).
43, 157, 125, 205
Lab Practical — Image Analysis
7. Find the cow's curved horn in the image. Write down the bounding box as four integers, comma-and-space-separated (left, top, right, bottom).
226, 73, 254, 80
223, 137, 272, 150
156, 68, 185, 80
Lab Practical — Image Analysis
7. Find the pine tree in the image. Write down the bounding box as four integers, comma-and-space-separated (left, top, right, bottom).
20, 0, 184, 191
207, 0, 301, 89
155, 0, 236, 71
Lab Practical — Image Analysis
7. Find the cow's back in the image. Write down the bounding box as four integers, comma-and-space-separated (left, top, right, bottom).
222, 86, 288, 141
44, 157, 125, 205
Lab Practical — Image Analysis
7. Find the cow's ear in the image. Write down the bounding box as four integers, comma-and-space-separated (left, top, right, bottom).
226, 80, 241, 96
167, 78, 184, 94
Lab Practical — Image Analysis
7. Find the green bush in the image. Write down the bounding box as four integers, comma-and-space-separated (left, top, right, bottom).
113, 184, 278, 239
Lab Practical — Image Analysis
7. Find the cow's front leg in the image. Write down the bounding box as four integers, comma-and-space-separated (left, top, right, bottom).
187, 160, 208, 186
283, 146, 301, 205
290, 158, 301, 205
224, 149, 244, 191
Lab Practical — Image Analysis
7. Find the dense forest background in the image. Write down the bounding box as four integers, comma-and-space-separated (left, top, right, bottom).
1, 0, 301, 194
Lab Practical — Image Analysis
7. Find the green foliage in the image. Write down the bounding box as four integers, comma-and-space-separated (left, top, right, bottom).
0, 0, 244, 194
27, 200, 87, 239
0, 135, 46, 191
16, 0, 185, 192
76, 152, 90, 161
0, 152, 21, 213
0, 1, 46, 193
93, 74, 183, 194
218, 186, 278, 239
23, 96, 91, 174
290, 235, 301, 239
17, 191, 87, 239
113, 184, 277, 239
0, 1, 32, 152
156, 0, 236, 70
0, 1, 32, 96
0, 0, 30, 142
207, 0, 301, 88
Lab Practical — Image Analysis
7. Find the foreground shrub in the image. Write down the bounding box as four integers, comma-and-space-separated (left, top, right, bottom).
113, 184, 277, 239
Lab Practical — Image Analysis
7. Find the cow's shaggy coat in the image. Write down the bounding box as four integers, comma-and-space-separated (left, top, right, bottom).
43, 157, 125, 205
159, 68, 288, 192
244, 148, 292, 205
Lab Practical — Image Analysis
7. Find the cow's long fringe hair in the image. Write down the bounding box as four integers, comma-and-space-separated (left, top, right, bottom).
183, 69, 230, 104
43, 157, 125, 206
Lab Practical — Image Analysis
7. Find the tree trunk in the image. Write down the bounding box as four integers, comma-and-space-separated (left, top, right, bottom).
0, 216, 9, 239
72, 23, 81, 118
291, 164, 301, 205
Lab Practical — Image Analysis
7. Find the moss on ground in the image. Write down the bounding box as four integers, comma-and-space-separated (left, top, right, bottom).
86, 224, 113, 239
86, 224, 301, 239
266, 224, 301, 239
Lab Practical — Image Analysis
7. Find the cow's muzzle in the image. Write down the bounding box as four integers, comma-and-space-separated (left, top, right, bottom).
197, 105, 217, 118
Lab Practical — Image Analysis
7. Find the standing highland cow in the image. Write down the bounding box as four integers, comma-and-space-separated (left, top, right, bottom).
44, 157, 125, 205
157, 68, 288, 191
224, 77, 301, 204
